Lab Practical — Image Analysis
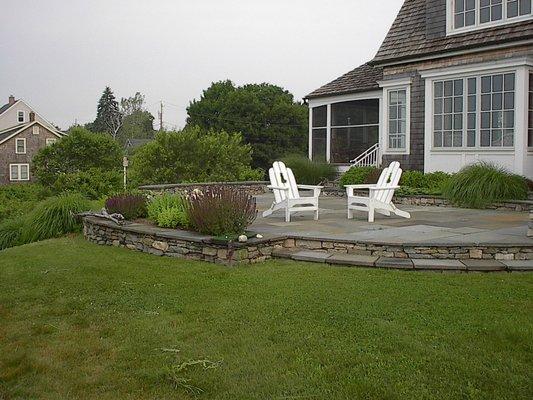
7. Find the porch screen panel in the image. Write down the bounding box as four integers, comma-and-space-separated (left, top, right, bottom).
311, 106, 327, 162
330, 100, 379, 163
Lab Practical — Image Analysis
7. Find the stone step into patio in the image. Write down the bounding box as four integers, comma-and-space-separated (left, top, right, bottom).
272, 248, 533, 272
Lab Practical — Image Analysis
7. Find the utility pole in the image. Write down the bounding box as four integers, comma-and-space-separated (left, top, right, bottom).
158, 101, 164, 131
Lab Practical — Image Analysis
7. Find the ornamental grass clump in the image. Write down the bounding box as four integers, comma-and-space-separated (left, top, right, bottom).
442, 162, 528, 208
187, 186, 257, 236
105, 194, 147, 220
21, 193, 92, 243
282, 154, 337, 185
0, 217, 26, 250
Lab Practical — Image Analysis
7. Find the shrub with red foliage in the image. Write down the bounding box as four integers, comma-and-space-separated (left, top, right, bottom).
187, 186, 257, 236
105, 194, 147, 220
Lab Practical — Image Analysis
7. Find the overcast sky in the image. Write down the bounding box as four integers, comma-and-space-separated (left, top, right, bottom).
0, 0, 403, 130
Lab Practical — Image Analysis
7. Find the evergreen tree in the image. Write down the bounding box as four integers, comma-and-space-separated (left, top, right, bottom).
93, 86, 123, 139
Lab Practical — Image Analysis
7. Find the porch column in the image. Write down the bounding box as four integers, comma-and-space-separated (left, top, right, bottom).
308, 107, 313, 160
514, 66, 528, 175
326, 104, 331, 163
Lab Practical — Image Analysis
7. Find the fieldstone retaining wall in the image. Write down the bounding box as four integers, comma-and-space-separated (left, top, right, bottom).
83, 217, 532, 269
139, 181, 269, 197
83, 217, 283, 265
282, 237, 533, 261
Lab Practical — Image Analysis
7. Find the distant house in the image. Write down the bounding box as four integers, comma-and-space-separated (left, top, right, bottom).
0, 95, 64, 184
124, 138, 152, 154
306, 0, 533, 179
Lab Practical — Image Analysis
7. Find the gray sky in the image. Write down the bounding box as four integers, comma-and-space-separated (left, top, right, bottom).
0, 0, 403, 130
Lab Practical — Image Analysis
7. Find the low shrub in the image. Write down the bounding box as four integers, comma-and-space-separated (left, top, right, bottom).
442, 162, 528, 208
339, 166, 381, 187
52, 168, 123, 200
282, 154, 337, 185
105, 194, 147, 220
187, 186, 257, 236
21, 193, 92, 243
0, 183, 52, 222
147, 193, 189, 229
0, 217, 26, 250
398, 170, 451, 196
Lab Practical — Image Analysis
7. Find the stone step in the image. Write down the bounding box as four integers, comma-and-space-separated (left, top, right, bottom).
271, 249, 533, 272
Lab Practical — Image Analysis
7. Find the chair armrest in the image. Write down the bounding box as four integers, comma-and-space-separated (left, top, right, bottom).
344, 184, 377, 189
297, 185, 322, 198
267, 185, 289, 191
369, 185, 400, 191
297, 185, 324, 190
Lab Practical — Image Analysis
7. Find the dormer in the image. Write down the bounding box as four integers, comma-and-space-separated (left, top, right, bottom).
446, 0, 532, 35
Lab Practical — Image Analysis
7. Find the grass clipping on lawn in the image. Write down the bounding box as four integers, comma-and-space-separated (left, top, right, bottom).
442, 162, 528, 208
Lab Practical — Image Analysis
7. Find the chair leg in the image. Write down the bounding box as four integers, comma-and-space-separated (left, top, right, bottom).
347, 207, 353, 220
368, 207, 375, 223
314, 208, 319, 220
285, 207, 291, 222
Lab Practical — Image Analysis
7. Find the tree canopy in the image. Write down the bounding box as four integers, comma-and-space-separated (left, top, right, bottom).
186, 81, 308, 170
129, 126, 263, 185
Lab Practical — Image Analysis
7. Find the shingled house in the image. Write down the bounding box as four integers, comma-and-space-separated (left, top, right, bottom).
0, 96, 64, 184
306, 0, 533, 178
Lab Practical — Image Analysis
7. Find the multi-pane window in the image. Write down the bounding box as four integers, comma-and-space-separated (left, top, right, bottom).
311, 106, 327, 162
388, 89, 407, 149
451, 0, 532, 31
433, 72, 515, 149
480, 73, 515, 147
331, 100, 379, 163
480, 0, 503, 23
46, 138, 57, 146
17, 111, 24, 123
15, 138, 26, 154
434, 80, 464, 147
32, 125, 39, 135
507, 0, 532, 17
455, 0, 477, 28
527, 73, 533, 147
9, 164, 29, 181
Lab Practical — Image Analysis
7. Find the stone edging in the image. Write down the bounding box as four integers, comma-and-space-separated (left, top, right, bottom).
322, 188, 533, 212
139, 181, 269, 196
83, 217, 533, 270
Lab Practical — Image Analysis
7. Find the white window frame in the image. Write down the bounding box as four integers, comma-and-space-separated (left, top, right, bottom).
32, 125, 39, 135
9, 163, 30, 181
528, 68, 533, 150
46, 138, 57, 146
15, 138, 26, 154
17, 110, 25, 123
426, 69, 519, 151
379, 79, 411, 155
447, 0, 533, 35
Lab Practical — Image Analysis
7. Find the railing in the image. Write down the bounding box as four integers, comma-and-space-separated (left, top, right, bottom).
350, 143, 381, 167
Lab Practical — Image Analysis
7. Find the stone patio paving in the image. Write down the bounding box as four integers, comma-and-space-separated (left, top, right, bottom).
252, 194, 532, 246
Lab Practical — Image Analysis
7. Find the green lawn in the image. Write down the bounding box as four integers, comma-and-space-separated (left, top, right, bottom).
0, 236, 532, 400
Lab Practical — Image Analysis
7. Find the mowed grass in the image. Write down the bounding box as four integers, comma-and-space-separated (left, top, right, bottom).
0, 236, 532, 400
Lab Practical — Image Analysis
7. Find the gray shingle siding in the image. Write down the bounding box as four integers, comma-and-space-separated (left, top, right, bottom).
425, 0, 446, 39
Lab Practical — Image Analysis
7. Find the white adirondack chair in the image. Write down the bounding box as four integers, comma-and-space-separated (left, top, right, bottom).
345, 161, 411, 223
262, 161, 323, 222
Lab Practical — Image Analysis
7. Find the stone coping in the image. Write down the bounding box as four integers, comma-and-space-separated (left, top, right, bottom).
273, 249, 532, 272
83, 216, 532, 266
139, 181, 269, 190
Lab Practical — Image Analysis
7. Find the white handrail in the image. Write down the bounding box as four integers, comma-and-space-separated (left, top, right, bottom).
350, 143, 381, 167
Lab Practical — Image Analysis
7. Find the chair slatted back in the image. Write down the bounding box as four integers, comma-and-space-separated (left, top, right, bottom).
273, 161, 300, 200
268, 167, 285, 203
372, 161, 401, 205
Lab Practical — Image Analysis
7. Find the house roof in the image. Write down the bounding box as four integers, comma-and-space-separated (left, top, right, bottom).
306, 63, 383, 99
373, 0, 533, 64
0, 125, 24, 143
0, 101, 16, 115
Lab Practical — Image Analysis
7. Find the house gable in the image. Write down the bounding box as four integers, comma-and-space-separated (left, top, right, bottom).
0, 98, 58, 132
